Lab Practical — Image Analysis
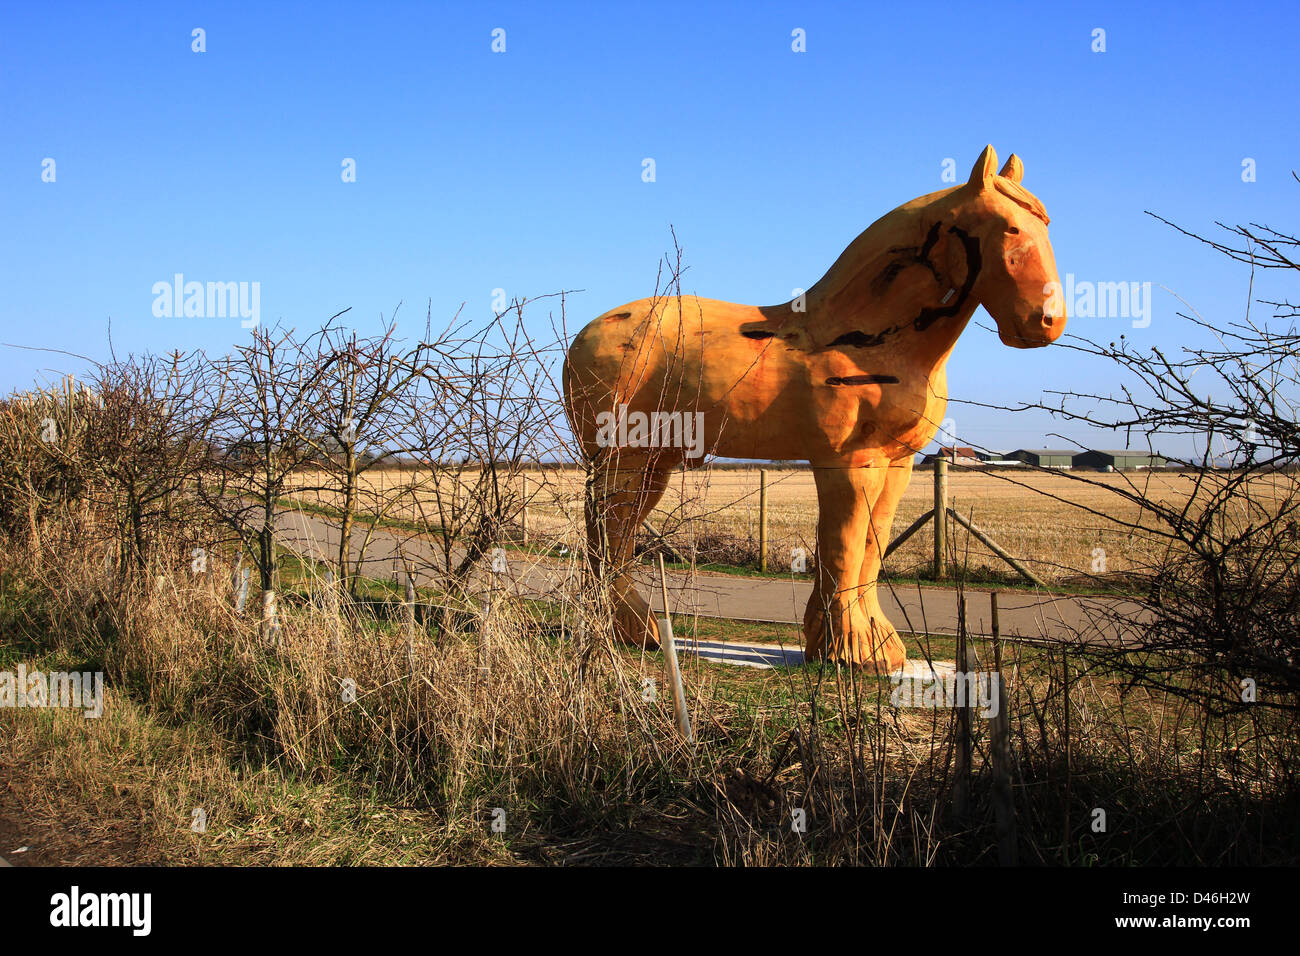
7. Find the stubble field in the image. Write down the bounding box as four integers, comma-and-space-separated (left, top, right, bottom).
283, 464, 1258, 586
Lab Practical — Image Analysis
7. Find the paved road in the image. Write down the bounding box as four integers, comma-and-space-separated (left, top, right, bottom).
273, 509, 1147, 647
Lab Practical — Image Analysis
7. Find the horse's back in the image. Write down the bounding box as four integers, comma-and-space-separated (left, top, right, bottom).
564, 295, 778, 456
565, 295, 767, 389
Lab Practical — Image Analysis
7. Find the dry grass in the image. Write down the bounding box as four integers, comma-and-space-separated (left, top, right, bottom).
2, 519, 1297, 866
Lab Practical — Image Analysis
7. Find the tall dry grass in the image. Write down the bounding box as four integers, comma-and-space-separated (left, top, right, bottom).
4, 517, 1299, 865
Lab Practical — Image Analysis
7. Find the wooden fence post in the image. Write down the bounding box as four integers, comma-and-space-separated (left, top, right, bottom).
1062, 647, 1072, 863
988, 591, 1018, 864
759, 469, 768, 572
325, 567, 342, 657
946, 509, 1046, 588
404, 573, 417, 669
479, 588, 492, 675
520, 474, 529, 544
933, 458, 948, 579
951, 591, 970, 821
324, 567, 339, 611
260, 589, 279, 645
657, 553, 693, 742
237, 570, 250, 615
232, 557, 250, 614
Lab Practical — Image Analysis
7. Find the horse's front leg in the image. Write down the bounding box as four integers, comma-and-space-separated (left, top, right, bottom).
803, 463, 904, 670
852, 458, 913, 670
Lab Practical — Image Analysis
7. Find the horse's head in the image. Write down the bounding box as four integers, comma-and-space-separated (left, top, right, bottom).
954, 146, 1065, 348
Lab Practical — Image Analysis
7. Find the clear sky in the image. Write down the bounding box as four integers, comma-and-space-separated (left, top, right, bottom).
2, 1, 1297, 457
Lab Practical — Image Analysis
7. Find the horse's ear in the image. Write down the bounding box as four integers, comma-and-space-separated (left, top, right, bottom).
998, 154, 1024, 183
967, 145, 998, 187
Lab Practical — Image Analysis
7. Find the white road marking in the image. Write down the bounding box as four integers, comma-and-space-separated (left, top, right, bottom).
674, 636, 955, 677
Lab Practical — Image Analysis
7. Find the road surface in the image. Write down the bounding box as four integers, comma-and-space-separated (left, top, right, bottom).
272, 509, 1148, 655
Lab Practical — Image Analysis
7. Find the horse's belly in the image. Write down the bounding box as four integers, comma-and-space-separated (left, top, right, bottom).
798, 389, 923, 463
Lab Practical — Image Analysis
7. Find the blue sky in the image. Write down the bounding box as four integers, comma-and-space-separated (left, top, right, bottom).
2, 1, 1297, 456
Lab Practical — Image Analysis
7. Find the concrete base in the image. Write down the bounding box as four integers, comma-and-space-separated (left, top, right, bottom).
672, 635, 956, 678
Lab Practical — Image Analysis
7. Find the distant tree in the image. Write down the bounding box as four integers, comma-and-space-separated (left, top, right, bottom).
0, 376, 95, 542
197, 323, 331, 594
84, 349, 219, 573
300, 311, 451, 597
398, 297, 560, 614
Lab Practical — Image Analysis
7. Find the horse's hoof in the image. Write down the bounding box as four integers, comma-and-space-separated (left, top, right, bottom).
804, 609, 907, 672
613, 611, 662, 650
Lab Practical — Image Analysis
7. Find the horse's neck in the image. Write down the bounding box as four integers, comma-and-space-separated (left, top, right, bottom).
802, 204, 979, 369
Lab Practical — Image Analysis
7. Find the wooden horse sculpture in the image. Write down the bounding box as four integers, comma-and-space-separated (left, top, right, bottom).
563, 146, 1065, 669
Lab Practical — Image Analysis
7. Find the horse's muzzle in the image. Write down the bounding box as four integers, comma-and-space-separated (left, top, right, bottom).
1000, 310, 1063, 348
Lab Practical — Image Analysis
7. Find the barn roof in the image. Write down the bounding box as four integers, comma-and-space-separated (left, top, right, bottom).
1082, 449, 1163, 457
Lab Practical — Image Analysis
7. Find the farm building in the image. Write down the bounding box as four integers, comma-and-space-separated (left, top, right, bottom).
1008, 448, 1078, 468
921, 446, 985, 466
1072, 449, 1167, 470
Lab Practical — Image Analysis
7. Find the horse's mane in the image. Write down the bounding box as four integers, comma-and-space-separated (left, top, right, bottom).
994, 178, 1050, 225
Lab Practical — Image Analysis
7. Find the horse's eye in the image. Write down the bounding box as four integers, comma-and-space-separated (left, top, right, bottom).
1007, 227, 1020, 235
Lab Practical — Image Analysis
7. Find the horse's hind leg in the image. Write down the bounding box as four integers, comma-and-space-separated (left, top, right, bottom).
585, 456, 673, 649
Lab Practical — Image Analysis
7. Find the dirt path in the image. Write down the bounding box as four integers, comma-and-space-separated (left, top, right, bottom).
0, 756, 154, 866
